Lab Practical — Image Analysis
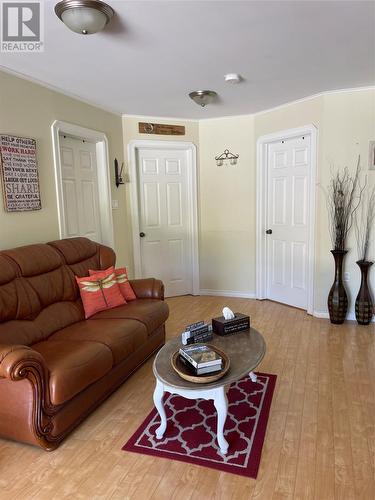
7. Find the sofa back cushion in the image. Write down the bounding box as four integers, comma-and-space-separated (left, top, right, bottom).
0, 254, 34, 323
48, 237, 115, 277
0, 238, 115, 346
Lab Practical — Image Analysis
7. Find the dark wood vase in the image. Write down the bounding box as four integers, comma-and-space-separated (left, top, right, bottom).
355, 260, 374, 325
328, 249, 348, 324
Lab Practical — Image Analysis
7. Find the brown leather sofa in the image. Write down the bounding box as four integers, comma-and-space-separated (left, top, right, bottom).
0, 237, 168, 450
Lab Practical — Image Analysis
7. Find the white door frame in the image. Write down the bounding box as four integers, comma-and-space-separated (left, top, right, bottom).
256, 124, 317, 315
128, 139, 199, 295
51, 120, 114, 247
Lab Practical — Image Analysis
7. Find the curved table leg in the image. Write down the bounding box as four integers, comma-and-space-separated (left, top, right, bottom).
213, 387, 229, 455
249, 371, 257, 382
153, 379, 167, 439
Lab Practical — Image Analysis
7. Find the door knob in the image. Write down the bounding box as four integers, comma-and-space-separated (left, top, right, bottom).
139, 232, 146, 237
266, 229, 272, 234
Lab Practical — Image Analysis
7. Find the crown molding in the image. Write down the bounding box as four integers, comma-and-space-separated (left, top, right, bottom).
198, 113, 256, 123
199, 85, 375, 122
122, 114, 199, 123
0, 65, 122, 117
251, 85, 375, 118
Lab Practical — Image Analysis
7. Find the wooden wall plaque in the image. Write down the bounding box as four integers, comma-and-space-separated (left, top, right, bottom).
139, 122, 185, 136
0, 134, 41, 212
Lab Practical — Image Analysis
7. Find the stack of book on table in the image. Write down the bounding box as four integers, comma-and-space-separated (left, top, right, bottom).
179, 345, 222, 375
181, 321, 213, 345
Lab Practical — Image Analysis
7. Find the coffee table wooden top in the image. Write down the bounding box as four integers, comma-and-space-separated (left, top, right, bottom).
153, 328, 266, 390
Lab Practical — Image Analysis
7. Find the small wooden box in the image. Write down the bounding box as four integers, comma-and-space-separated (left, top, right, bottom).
212, 313, 250, 336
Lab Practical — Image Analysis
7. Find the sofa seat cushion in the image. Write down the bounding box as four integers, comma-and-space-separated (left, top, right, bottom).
50, 319, 148, 365
32, 340, 113, 405
90, 299, 169, 335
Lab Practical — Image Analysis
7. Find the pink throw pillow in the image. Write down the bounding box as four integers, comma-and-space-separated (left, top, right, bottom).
89, 266, 137, 301
76, 267, 126, 319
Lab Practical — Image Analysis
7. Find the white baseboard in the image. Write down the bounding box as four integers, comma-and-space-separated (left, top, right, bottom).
346, 311, 375, 323
196, 298, 374, 323
313, 310, 375, 323
199, 289, 256, 299
313, 311, 330, 319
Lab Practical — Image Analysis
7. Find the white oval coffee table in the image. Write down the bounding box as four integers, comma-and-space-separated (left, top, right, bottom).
152, 328, 266, 455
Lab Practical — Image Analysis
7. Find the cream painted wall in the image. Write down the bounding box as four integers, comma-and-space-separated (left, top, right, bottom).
197, 98, 324, 295
122, 91, 375, 317
254, 90, 375, 315
122, 115, 199, 277
199, 116, 255, 294
122, 116, 199, 146
199, 89, 374, 316
254, 96, 324, 139
317, 90, 375, 315
0, 70, 129, 266
122, 115, 255, 294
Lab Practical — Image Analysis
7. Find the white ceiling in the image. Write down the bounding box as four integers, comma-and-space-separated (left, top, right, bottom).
1, 1, 374, 119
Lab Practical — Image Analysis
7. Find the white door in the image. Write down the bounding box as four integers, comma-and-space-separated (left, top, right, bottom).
266, 135, 311, 309
59, 135, 102, 242
137, 147, 192, 297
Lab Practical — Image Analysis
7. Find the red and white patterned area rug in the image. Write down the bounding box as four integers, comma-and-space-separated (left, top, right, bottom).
122, 372, 276, 478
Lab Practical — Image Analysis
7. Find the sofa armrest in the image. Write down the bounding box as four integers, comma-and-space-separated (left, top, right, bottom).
129, 278, 165, 300
0, 344, 47, 380
0, 344, 55, 449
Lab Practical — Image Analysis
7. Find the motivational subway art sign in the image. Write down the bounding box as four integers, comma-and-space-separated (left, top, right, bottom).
0, 134, 41, 212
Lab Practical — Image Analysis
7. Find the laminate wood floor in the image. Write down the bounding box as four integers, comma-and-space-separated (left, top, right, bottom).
0, 296, 374, 500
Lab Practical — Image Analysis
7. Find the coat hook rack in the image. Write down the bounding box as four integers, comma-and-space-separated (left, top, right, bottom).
114, 158, 125, 187
215, 149, 239, 166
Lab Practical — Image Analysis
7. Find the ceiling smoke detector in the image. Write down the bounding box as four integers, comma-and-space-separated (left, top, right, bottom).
224, 73, 242, 84
189, 90, 217, 107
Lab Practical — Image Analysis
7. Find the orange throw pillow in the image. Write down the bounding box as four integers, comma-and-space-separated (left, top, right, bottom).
89, 266, 137, 302
76, 268, 126, 319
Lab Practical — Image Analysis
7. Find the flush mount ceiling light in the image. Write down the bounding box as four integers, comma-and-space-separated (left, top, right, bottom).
55, 0, 114, 35
189, 90, 217, 107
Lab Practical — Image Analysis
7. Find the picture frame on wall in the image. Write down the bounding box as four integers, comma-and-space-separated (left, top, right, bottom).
0, 134, 42, 212
369, 140, 375, 171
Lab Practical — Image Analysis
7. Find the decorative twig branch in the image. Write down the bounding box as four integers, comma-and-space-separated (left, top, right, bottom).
322, 156, 365, 251
355, 184, 375, 261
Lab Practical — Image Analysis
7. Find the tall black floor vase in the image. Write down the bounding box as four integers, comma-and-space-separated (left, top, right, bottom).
328, 249, 348, 324
355, 260, 374, 325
